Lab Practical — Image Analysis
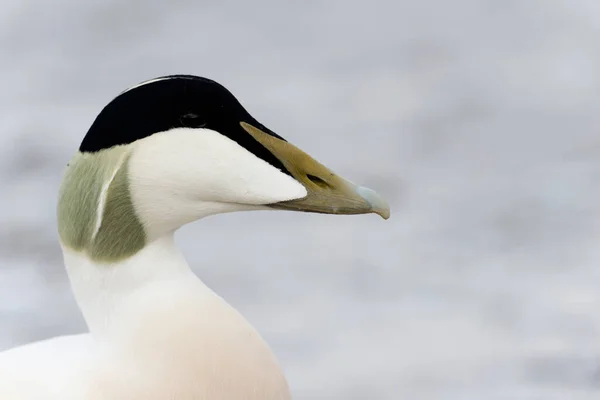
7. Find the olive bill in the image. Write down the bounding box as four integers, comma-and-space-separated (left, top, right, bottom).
240, 121, 390, 220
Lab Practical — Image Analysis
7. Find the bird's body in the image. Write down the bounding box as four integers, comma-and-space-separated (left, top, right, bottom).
0, 334, 91, 398
0, 75, 389, 399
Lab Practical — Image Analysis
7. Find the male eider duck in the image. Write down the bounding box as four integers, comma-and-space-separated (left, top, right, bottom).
0, 75, 390, 399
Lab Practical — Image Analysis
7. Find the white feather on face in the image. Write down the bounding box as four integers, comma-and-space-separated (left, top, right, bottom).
128, 127, 308, 239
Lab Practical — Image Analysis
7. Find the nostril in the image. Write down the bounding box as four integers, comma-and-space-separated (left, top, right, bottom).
306, 174, 330, 188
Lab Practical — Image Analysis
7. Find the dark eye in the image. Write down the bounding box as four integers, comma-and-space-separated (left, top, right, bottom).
180, 113, 204, 127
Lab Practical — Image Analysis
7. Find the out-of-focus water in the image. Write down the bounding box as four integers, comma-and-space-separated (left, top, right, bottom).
1, 1, 600, 398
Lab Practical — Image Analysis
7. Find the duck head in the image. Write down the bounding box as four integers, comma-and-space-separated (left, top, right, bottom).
57, 75, 390, 262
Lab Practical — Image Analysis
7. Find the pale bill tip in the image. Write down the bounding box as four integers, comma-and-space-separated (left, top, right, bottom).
356, 186, 391, 220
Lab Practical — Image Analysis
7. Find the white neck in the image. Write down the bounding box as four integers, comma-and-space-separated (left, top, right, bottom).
62, 234, 201, 338
61, 235, 291, 398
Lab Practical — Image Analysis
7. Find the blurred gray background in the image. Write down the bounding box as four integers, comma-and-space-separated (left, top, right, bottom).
1, 0, 600, 399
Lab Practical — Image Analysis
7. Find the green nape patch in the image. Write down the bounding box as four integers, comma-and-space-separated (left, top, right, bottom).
57, 147, 146, 263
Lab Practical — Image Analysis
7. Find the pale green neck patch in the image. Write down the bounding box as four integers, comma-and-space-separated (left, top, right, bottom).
57, 146, 146, 263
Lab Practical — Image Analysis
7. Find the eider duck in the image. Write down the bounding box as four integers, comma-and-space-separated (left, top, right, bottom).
0, 75, 390, 399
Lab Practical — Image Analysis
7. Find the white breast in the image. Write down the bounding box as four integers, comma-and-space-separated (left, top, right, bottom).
0, 239, 292, 400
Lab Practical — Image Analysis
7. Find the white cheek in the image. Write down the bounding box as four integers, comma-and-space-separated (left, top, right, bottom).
127, 128, 307, 234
